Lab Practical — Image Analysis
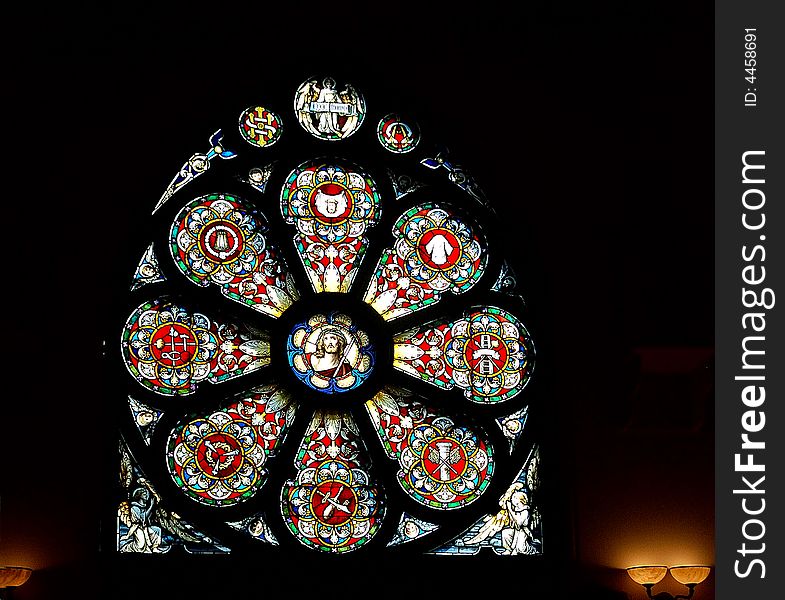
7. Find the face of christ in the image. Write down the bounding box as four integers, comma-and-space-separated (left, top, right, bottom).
310, 329, 352, 378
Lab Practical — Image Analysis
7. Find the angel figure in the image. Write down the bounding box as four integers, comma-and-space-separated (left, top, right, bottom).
118, 480, 169, 553
119, 476, 210, 553
314, 78, 342, 135
294, 79, 320, 136
338, 83, 363, 135
465, 482, 538, 555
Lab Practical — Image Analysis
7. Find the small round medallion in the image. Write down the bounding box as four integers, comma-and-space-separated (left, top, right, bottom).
238, 105, 282, 148
377, 113, 420, 153
294, 77, 366, 141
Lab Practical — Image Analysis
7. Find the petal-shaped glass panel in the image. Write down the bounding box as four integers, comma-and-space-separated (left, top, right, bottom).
281, 410, 385, 553
121, 299, 271, 396
166, 385, 296, 507
170, 194, 298, 318
393, 306, 535, 404
366, 387, 494, 509
280, 160, 381, 293
364, 204, 487, 320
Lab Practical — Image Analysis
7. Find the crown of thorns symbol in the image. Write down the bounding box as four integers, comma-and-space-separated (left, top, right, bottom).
204, 439, 239, 475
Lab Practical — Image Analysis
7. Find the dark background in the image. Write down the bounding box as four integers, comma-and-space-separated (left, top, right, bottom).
3, 2, 714, 598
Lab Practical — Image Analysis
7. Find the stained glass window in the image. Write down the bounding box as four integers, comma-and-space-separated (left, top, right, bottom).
110, 75, 543, 557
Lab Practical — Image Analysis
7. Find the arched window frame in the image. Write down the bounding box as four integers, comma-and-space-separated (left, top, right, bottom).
103, 75, 548, 566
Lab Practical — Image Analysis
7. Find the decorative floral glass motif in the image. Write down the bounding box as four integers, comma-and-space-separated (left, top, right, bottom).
168, 411, 267, 507
114, 77, 541, 557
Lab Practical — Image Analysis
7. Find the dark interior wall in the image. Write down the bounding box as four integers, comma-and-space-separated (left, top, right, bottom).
3, 3, 714, 598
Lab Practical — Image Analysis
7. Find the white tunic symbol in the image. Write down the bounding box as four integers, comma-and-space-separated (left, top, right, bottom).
425, 234, 453, 265
314, 189, 348, 217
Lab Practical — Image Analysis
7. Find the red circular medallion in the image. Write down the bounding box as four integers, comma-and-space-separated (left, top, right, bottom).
463, 332, 508, 377
309, 183, 354, 225
422, 438, 468, 483
239, 106, 282, 147
199, 219, 245, 263
416, 228, 462, 270
311, 480, 357, 525
195, 432, 244, 479
150, 323, 198, 367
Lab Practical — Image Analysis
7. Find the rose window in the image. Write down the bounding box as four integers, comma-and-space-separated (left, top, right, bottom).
114, 76, 542, 557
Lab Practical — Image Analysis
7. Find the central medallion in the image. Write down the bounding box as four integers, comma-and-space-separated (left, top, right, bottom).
287, 312, 374, 393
